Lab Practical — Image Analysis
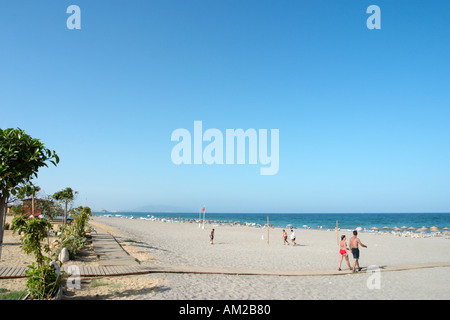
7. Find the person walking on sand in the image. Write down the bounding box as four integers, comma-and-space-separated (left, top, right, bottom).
338, 235, 352, 271
210, 229, 215, 245
282, 229, 289, 245
349, 230, 367, 272
290, 229, 296, 246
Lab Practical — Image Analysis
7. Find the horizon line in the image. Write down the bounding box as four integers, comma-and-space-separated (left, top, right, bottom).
92, 211, 450, 215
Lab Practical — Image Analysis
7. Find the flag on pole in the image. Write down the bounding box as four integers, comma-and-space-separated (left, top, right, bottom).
202, 206, 206, 229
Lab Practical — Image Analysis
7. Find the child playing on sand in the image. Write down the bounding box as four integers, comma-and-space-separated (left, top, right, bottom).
338, 235, 352, 271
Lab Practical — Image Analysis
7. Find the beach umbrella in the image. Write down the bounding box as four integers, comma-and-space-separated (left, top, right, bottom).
443, 227, 449, 230
407, 227, 416, 230
355, 227, 362, 231
382, 226, 390, 230
392, 227, 401, 231
401, 226, 408, 230
430, 226, 440, 232
415, 227, 426, 233
370, 227, 379, 231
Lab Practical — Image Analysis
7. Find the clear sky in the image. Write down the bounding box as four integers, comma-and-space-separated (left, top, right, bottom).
1, 1, 449, 213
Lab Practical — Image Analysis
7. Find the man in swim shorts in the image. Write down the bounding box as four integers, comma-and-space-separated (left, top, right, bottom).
210, 229, 215, 245
349, 230, 367, 273
282, 229, 289, 245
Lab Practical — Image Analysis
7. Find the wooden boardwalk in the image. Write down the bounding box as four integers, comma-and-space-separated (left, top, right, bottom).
0, 265, 155, 279
1, 261, 450, 279
0, 266, 28, 278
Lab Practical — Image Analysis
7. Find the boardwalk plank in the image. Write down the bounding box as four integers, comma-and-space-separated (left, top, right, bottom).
90, 266, 97, 276
119, 266, 131, 275
114, 266, 125, 275
94, 266, 103, 276
90, 266, 99, 276
12, 267, 25, 277
0, 267, 10, 277
121, 266, 133, 274
0, 267, 13, 277
91, 266, 99, 276
104, 266, 114, 276
4, 267, 16, 277
113, 266, 125, 275
4, 267, 15, 277
98, 266, 106, 276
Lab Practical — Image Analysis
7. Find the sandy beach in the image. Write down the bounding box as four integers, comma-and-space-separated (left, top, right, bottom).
90, 216, 450, 300
2, 214, 449, 300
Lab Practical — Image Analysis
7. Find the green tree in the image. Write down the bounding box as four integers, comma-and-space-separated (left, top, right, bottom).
0, 128, 59, 259
11, 215, 52, 266
38, 196, 63, 221
11, 215, 64, 299
52, 187, 78, 227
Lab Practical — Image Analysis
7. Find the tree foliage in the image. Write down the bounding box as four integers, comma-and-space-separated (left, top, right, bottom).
52, 187, 76, 203
11, 215, 52, 266
0, 128, 59, 200
11, 215, 64, 299
0, 128, 59, 259
63, 206, 92, 258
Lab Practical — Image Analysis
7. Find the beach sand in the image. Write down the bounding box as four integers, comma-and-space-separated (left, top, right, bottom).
2, 214, 449, 300
91, 216, 450, 300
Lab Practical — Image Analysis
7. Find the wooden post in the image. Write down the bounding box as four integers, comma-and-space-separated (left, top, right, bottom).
267, 216, 269, 245
336, 220, 339, 245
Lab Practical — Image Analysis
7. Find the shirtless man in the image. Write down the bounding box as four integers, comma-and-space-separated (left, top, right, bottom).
349, 230, 367, 272
282, 230, 289, 245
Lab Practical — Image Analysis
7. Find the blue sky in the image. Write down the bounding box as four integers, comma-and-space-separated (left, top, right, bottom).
1, 1, 449, 213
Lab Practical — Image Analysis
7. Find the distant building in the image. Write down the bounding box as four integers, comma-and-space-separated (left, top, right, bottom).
21, 198, 45, 217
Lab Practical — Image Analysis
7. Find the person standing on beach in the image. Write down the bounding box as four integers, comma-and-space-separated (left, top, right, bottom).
282, 230, 289, 245
338, 235, 352, 271
349, 230, 367, 272
210, 229, 215, 245
290, 229, 296, 246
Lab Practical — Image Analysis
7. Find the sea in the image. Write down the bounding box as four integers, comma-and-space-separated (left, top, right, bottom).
93, 212, 450, 232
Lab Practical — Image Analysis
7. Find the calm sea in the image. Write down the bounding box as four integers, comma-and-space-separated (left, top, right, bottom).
93, 212, 450, 231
